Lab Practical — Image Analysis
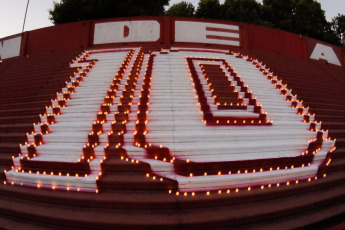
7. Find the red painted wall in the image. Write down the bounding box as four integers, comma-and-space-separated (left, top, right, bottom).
305, 36, 345, 67
23, 21, 91, 56
243, 23, 306, 59
89, 16, 166, 48
2, 16, 343, 66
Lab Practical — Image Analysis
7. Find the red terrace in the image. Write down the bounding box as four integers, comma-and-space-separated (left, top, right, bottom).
0, 16, 344, 229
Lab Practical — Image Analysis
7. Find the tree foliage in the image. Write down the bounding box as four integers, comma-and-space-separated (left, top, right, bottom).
291, 0, 329, 41
331, 14, 345, 45
262, 0, 294, 31
49, 0, 169, 24
223, 0, 263, 25
262, 0, 340, 46
195, 0, 222, 19
166, 1, 195, 17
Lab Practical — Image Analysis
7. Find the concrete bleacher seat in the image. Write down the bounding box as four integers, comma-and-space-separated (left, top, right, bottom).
0, 42, 344, 229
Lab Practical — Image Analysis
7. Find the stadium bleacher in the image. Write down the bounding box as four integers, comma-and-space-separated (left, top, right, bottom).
0, 17, 344, 229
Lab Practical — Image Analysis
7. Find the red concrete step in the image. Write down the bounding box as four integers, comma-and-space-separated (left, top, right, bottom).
239, 192, 345, 230
315, 115, 345, 123
328, 148, 345, 160
176, 173, 345, 229
98, 172, 177, 191
0, 190, 179, 230
0, 69, 72, 83
309, 108, 345, 117
0, 123, 33, 133
335, 138, 345, 148
0, 133, 27, 143
0, 143, 20, 154
0, 154, 13, 166
0, 105, 47, 116
101, 157, 151, 173
304, 98, 345, 107
0, 115, 40, 124
322, 122, 345, 130
0, 213, 56, 230
0, 184, 177, 211
325, 154, 345, 174
307, 102, 344, 111
0, 166, 343, 229
0, 88, 64, 102
0, 84, 68, 96
328, 129, 345, 139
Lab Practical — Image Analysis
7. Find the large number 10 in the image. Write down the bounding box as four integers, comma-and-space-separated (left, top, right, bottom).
5, 48, 335, 193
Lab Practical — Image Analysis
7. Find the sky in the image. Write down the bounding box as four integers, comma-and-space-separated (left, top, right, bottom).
0, 0, 344, 39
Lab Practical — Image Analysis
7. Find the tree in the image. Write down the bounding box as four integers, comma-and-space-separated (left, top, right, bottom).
262, 0, 340, 46
195, 0, 222, 19
292, 0, 328, 41
331, 14, 345, 45
49, 0, 169, 24
222, 0, 264, 25
323, 22, 341, 46
166, 1, 195, 17
262, 0, 295, 31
